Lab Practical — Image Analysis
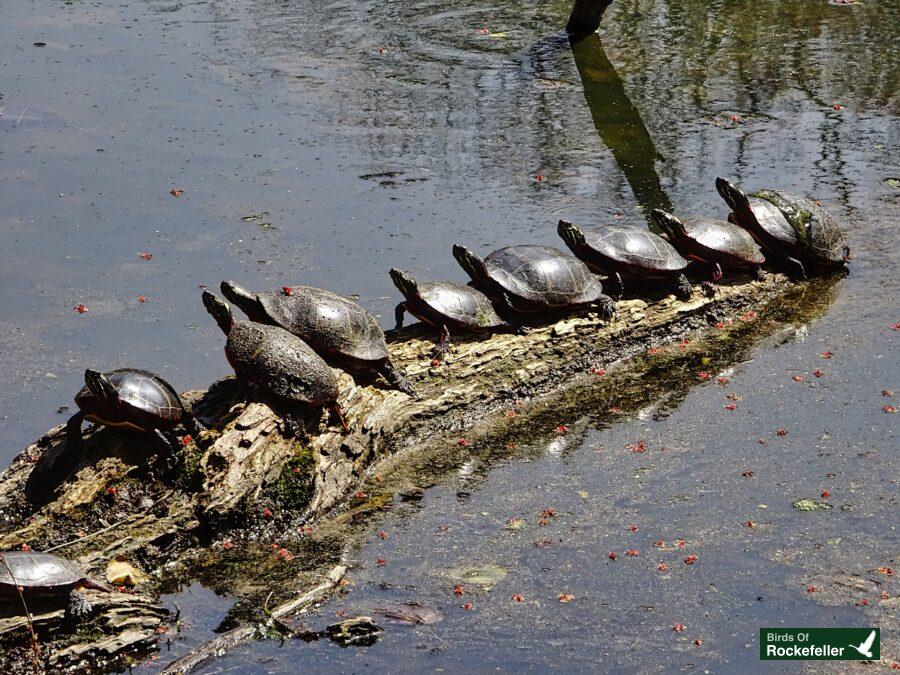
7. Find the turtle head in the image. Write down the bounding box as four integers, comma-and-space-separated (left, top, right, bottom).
84, 369, 119, 404
651, 209, 687, 240
557, 220, 587, 252
220, 281, 269, 323
389, 268, 420, 299
202, 291, 234, 335
452, 244, 489, 284
715, 177, 752, 218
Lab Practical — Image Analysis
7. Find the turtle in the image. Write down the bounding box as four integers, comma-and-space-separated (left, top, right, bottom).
557, 220, 692, 300
715, 177, 850, 276
651, 210, 766, 290
65, 368, 203, 457
390, 268, 519, 362
202, 291, 347, 432
451, 244, 616, 317
0, 550, 109, 622
220, 281, 414, 397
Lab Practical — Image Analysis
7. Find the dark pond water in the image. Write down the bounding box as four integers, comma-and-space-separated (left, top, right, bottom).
1, 0, 897, 671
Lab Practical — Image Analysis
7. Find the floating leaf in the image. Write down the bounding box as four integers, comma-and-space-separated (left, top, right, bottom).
792, 498, 832, 511
449, 564, 507, 587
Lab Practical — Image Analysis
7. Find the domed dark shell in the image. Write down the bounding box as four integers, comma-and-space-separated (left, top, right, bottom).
680, 218, 765, 265
567, 223, 688, 277
225, 321, 338, 406
0, 551, 83, 589
414, 280, 505, 328
75, 368, 185, 425
482, 245, 606, 307
752, 190, 847, 265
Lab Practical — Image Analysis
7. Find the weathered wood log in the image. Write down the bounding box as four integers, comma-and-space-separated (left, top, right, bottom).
0, 273, 830, 670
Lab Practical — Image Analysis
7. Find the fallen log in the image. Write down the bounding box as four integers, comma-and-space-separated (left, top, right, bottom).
0, 273, 835, 670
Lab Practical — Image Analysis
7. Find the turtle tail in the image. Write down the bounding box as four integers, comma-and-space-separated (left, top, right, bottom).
452, 245, 489, 285
557, 220, 587, 251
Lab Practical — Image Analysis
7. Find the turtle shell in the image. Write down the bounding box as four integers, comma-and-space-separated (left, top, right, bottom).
415, 281, 506, 328
680, 218, 765, 265
743, 196, 800, 249
0, 551, 83, 589
225, 321, 338, 405
75, 368, 185, 429
483, 245, 605, 307
579, 224, 688, 277
752, 190, 846, 265
259, 287, 389, 363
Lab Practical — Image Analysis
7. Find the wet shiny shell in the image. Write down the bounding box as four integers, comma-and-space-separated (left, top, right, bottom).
745, 196, 799, 248
752, 190, 846, 264
680, 219, 765, 264
226, 321, 338, 405
0, 551, 83, 588
580, 224, 688, 273
414, 281, 506, 328
259, 287, 389, 362
75, 368, 184, 422
483, 245, 605, 307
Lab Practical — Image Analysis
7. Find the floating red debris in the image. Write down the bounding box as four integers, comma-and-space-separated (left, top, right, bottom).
626, 440, 647, 453
697, 371, 711, 381
654, 540, 665, 548
377, 557, 387, 567
461, 602, 473, 610
676, 539, 686, 547
180, 434, 193, 446
858, 598, 869, 606
820, 351, 833, 359
138, 295, 147, 303
883, 405, 897, 414
821, 490, 830, 499
806, 585, 818, 593
458, 438, 470, 447
833, 104, 843, 110
741, 470, 754, 477
538, 518, 549, 526
625, 549, 639, 557
74, 304, 87, 314
511, 594, 525, 603
758, 438, 766, 445
658, 563, 667, 571
628, 524, 638, 532
673, 623, 686, 632
534, 174, 545, 182
776, 428, 788, 437
608, 551, 617, 560
684, 555, 698, 565
694, 639, 703, 646
555, 425, 568, 433
454, 585, 464, 595
262, 507, 273, 517
812, 369, 824, 378
883, 390, 894, 397
792, 375, 804, 382
378, 530, 387, 540
875, 567, 894, 575
170, 188, 184, 197
282, 286, 294, 296
890, 322, 900, 331
745, 521, 756, 528
541, 508, 558, 518
477, 27, 490, 34
725, 393, 742, 401
558, 594, 575, 603
724, 403, 737, 411
138, 252, 153, 260
716, 377, 729, 386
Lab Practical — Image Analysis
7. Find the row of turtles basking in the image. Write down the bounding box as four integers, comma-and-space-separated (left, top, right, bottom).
56, 178, 849, 462
6, 179, 849, 603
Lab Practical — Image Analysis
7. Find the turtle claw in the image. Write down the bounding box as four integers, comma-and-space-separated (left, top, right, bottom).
429, 325, 451, 363
66, 589, 94, 625
700, 281, 717, 298
596, 295, 616, 321
675, 273, 693, 301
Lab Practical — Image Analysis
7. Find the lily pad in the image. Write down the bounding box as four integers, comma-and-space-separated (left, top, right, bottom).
792, 498, 833, 512
449, 564, 507, 587
371, 602, 442, 625
884, 177, 900, 189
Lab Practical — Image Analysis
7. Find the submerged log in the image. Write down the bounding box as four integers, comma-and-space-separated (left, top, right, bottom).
0, 274, 819, 669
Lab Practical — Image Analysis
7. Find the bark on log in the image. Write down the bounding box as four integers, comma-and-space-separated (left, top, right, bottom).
0, 274, 812, 669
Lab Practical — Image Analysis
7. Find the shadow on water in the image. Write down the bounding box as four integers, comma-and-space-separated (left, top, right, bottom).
569, 32, 672, 216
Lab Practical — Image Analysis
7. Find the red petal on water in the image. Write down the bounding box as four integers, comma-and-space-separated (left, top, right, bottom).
694, 639, 703, 646
654, 540, 665, 548
820, 351, 833, 358
477, 27, 490, 34
170, 188, 184, 197
858, 598, 869, 606
821, 490, 831, 499
883, 405, 897, 413
833, 104, 843, 110
377, 557, 387, 567
626, 440, 647, 453
697, 371, 711, 381
716, 377, 729, 386
792, 375, 804, 382
139, 252, 153, 260
875, 567, 894, 575
724, 403, 737, 411
608, 552, 617, 560
776, 428, 788, 436
558, 594, 574, 603
741, 470, 754, 477
74, 304, 88, 313
883, 390, 894, 397
282, 286, 294, 296
891, 323, 900, 331
454, 585, 464, 595
534, 174, 545, 182
806, 585, 818, 593
378, 530, 387, 540
511, 594, 525, 603
460, 602, 473, 610
628, 524, 638, 532
138, 295, 148, 303
745, 520, 756, 528
625, 549, 639, 557
658, 563, 667, 571
673, 623, 686, 632
812, 369, 824, 378
684, 555, 698, 565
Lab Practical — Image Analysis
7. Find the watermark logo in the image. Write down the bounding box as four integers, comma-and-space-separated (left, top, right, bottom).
760, 628, 880, 660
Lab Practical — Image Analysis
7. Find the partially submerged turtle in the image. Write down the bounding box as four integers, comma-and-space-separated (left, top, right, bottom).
557, 220, 692, 299
452, 244, 616, 317
66, 368, 202, 455
716, 177, 849, 275
202, 291, 346, 432
220, 281, 414, 396
0, 550, 108, 621
651, 210, 765, 286
390, 268, 516, 362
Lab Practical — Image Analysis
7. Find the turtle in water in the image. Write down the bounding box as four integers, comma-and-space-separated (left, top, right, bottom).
452, 244, 616, 317
651, 210, 765, 290
0, 550, 109, 623
557, 220, 692, 300
220, 282, 414, 397
715, 177, 849, 276
390, 268, 518, 362
202, 291, 347, 432
65, 368, 203, 456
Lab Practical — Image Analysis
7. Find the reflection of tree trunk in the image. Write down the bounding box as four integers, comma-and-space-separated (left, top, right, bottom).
570, 33, 673, 215
566, 0, 614, 40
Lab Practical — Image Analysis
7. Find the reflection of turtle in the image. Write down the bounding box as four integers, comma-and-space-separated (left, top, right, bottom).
651, 210, 765, 289
716, 178, 849, 276
558, 220, 692, 299
452, 244, 616, 317
0, 550, 108, 623
390, 268, 515, 362
203, 291, 346, 432
221, 282, 413, 396
66, 368, 202, 456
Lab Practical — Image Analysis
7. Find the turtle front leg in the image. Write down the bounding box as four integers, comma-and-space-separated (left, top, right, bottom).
608, 272, 624, 300
784, 256, 806, 280
675, 273, 693, 301
711, 263, 723, 283
430, 325, 452, 364
329, 403, 349, 432
65, 411, 86, 455
594, 295, 616, 321
65, 588, 95, 626
700, 281, 717, 298
379, 359, 416, 397
755, 266, 766, 282
394, 302, 407, 330
184, 414, 206, 436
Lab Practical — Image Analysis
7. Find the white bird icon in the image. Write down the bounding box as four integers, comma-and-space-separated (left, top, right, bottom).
849, 630, 876, 658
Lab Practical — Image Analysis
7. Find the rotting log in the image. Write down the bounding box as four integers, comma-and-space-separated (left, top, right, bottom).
0, 274, 807, 669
